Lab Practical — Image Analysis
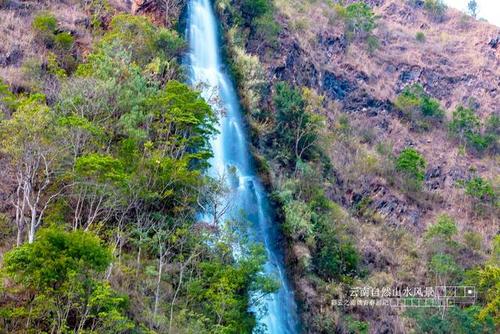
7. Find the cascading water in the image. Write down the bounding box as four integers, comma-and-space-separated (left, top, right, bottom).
186, 0, 299, 333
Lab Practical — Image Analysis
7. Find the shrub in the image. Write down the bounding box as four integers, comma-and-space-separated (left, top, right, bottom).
424, 0, 447, 21
54, 32, 74, 51
395, 84, 444, 129
395, 148, 427, 188
32, 12, 57, 47
254, 12, 281, 47
283, 200, 314, 241
425, 214, 457, 241
449, 106, 496, 153
32, 12, 57, 33
344, 2, 377, 37
155, 28, 186, 58
315, 234, 360, 280
273, 82, 314, 165
464, 177, 495, 201
415, 31, 426, 42
240, 0, 271, 18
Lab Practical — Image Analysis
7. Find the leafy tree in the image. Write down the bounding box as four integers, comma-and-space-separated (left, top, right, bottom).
283, 200, 314, 241
344, 2, 377, 37
100, 14, 185, 66
467, 0, 478, 17
395, 148, 427, 189
406, 306, 495, 334
272, 82, 323, 167
240, 0, 271, 19
0, 94, 68, 244
465, 236, 500, 323
315, 226, 359, 281
429, 253, 463, 285
186, 244, 277, 333
1, 228, 133, 333
463, 177, 496, 213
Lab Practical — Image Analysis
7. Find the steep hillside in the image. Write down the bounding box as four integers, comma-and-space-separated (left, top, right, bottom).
217, 0, 499, 332
0, 0, 498, 333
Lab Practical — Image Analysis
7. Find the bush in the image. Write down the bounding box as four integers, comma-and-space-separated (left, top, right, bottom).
240, 0, 271, 18
395, 148, 427, 188
449, 106, 496, 153
415, 31, 426, 42
344, 2, 377, 37
32, 12, 57, 33
54, 32, 74, 51
155, 28, 186, 58
464, 177, 495, 201
424, 0, 447, 21
425, 214, 457, 241
32, 12, 57, 47
395, 84, 444, 129
272, 82, 309, 165
254, 12, 281, 47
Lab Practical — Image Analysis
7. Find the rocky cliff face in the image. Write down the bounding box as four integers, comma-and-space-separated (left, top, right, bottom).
250, 0, 498, 231
218, 0, 498, 332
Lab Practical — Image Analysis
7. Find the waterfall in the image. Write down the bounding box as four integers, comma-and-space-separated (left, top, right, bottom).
186, 0, 299, 333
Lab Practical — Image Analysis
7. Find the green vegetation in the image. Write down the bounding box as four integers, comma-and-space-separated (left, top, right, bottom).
415, 31, 426, 42
424, 0, 447, 21
1, 13, 274, 333
449, 106, 497, 154
2, 228, 133, 333
335, 1, 378, 50
395, 84, 444, 130
228, 0, 280, 47
32, 12, 58, 47
272, 82, 324, 167
31, 12, 77, 74
462, 176, 497, 214
395, 148, 427, 190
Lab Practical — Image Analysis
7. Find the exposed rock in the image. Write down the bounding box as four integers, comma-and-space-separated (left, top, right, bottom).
275, 42, 319, 88
398, 64, 422, 85
488, 35, 500, 49
323, 71, 353, 100
425, 165, 445, 190
0, 47, 23, 67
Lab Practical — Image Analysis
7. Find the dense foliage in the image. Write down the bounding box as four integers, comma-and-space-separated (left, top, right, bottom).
0, 12, 274, 333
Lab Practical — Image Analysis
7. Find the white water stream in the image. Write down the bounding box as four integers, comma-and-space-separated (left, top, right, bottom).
186, 0, 300, 332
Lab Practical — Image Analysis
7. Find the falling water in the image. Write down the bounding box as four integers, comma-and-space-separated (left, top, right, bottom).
186, 0, 299, 333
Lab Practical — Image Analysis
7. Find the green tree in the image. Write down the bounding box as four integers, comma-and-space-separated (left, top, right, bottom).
272, 82, 323, 166
344, 2, 377, 37
0, 94, 68, 244
425, 214, 458, 242
467, 0, 478, 17
240, 0, 271, 18
1, 228, 133, 333
448, 105, 495, 153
